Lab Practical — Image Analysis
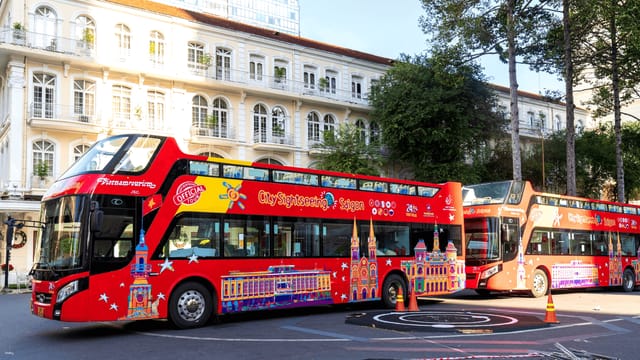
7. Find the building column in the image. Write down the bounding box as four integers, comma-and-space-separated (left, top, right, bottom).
6, 56, 26, 192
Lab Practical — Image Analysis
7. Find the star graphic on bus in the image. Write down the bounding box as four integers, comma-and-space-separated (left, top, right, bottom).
99, 293, 108, 302
188, 254, 199, 264
160, 258, 174, 273
220, 181, 247, 210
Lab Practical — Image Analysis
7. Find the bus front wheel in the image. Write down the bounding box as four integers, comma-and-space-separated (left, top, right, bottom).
381, 274, 406, 309
169, 282, 213, 329
531, 269, 548, 298
622, 268, 636, 292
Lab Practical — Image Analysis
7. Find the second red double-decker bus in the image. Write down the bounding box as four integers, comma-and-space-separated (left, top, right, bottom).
463, 180, 640, 297
30, 134, 466, 328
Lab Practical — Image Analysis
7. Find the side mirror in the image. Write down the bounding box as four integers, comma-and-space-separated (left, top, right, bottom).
90, 201, 103, 232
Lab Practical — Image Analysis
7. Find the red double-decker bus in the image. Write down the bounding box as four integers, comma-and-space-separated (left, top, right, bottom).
463, 180, 640, 297
30, 134, 466, 328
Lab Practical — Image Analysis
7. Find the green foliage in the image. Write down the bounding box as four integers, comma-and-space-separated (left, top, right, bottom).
368, 51, 506, 183
35, 161, 49, 179
313, 123, 382, 176
420, 0, 562, 181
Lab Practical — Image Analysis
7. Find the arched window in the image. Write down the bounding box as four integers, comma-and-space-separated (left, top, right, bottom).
33, 72, 56, 118
253, 104, 268, 142
256, 158, 284, 166
370, 121, 380, 144
73, 144, 91, 162
75, 15, 95, 51
112, 85, 132, 126
355, 119, 366, 143
307, 112, 321, 143
199, 151, 224, 158
73, 79, 95, 122
555, 114, 562, 130
212, 97, 229, 138
147, 90, 165, 130
149, 30, 165, 65
33, 139, 55, 178
272, 106, 287, 138
216, 47, 232, 80
188, 42, 208, 74
323, 114, 336, 138
192, 95, 208, 130
34, 6, 57, 49
576, 119, 584, 133
114, 24, 131, 58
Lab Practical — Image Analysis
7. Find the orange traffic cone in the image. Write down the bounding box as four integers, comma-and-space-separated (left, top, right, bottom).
408, 290, 419, 312
395, 286, 406, 312
544, 291, 559, 323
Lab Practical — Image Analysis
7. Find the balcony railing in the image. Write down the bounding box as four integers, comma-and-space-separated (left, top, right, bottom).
1, 28, 94, 56
28, 102, 97, 124
253, 129, 293, 145
2, 29, 373, 107
191, 125, 237, 141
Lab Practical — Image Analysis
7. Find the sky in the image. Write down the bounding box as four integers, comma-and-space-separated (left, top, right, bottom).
297, 0, 565, 94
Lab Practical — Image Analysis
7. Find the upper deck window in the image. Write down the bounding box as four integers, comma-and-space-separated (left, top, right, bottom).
113, 137, 162, 173
60, 135, 162, 179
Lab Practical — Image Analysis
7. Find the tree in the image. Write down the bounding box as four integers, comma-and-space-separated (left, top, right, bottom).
570, 0, 640, 202
368, 51, 506, 183
312, 122, 382, 176
420, 0, 561, 181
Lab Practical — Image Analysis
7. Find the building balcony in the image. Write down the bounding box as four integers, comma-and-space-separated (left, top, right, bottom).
190, 126, 237, 145
2, 30, 371, 107
252, 130, 294, 151
27, 103, 101, 133
0, 28, 94, 56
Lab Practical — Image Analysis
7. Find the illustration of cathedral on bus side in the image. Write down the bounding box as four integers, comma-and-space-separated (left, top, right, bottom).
349, 219, 465, 301
400, 225, 465, 296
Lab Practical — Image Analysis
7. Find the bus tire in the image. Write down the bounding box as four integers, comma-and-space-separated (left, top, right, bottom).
531, 269, 548, 298
381, 274, 406, 309
168, 282, 213, 329
622, 268, 636, 292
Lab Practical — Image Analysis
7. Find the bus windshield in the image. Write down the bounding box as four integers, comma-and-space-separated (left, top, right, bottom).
463, 181, 512, 205
60, 135, 162, 178
465, 217, 500, 260
36, 196, 87, 272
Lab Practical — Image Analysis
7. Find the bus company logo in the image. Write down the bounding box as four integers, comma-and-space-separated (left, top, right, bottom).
603, 217, 616, 227
96, 177, 157, 189
405, 203, 418, 215
173, 181, 206, 205
445, 194, 452, 206
618, 217, 630, 229
422, 203, 435, 218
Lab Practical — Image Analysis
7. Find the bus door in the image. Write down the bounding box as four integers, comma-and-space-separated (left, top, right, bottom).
500, 217, 519, 262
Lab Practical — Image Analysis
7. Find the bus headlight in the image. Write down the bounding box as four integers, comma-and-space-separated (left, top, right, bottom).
56, 280, 79, 303
480, 265, 501, 280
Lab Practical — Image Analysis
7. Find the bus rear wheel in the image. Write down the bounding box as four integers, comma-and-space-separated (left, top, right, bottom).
169, 282, 213, 329
622, 268, 636, 292
381, 274, 406, 309
531, 269, 548, 298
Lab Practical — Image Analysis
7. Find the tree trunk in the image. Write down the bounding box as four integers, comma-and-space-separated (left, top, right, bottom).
507, 0, 521, 181
564, 0, 576, 196
610, 2, 625, 202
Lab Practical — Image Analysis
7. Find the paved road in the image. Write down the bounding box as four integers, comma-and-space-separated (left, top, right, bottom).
2, 288, 639, 359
